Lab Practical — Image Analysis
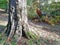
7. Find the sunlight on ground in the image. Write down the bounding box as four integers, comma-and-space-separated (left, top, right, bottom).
0, 21, 7, 26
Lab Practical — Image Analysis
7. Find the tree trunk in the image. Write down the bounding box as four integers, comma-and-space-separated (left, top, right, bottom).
16, 0, 29, 42
2, 0, 29, 42
3, 0, 39, 45
2, 0, 19, 41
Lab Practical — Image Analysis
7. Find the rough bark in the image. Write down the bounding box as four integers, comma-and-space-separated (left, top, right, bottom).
3, 0, 19, 41
3, 0, 38, 44
3, 0, 29, 42
8, 0, 18, 39
16, 0, 29, 42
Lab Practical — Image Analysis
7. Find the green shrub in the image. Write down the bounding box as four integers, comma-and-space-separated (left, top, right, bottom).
0, 0, 8, 9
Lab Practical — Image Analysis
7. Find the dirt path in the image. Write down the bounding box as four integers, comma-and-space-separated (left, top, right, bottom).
28, 21, 60, 45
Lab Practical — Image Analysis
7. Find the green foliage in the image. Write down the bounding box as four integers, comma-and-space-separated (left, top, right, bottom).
28, 38, 40, 45
28, 39, 34, 45
27, 0, 33, 6
27, 3, 37, 19
26, 31, 37, 39
40, 2, 60, 15
27, 0, 39, 19
26, 30, 41, 45
50, 16, 60, 24
47, 16, 60, 25
11, 42, 16, 45
0, 0, 8, 9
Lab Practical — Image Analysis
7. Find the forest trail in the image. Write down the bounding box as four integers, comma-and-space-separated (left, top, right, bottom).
29, 21, 60, 45
0, 10, 60, 45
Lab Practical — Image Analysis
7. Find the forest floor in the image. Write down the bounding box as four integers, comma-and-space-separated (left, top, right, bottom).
0, 9, 60, 45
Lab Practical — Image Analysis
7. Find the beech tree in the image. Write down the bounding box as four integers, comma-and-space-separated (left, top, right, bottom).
2, 0, 39, 45
2, 0, 29, 42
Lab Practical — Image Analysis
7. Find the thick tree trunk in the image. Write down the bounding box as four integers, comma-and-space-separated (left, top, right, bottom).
16, 0, 29, 42
3, 0, 40, 45
3, 0, 29, 42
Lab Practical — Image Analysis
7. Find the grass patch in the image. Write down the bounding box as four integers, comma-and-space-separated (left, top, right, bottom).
26, 31, 40, 45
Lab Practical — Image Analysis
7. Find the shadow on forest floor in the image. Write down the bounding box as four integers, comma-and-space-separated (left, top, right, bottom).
31, 21, 60, 35
16, 36, 60, 45
39, 37, 60, 45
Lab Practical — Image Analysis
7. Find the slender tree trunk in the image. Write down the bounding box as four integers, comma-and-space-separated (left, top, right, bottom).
4, 0, 19, 41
